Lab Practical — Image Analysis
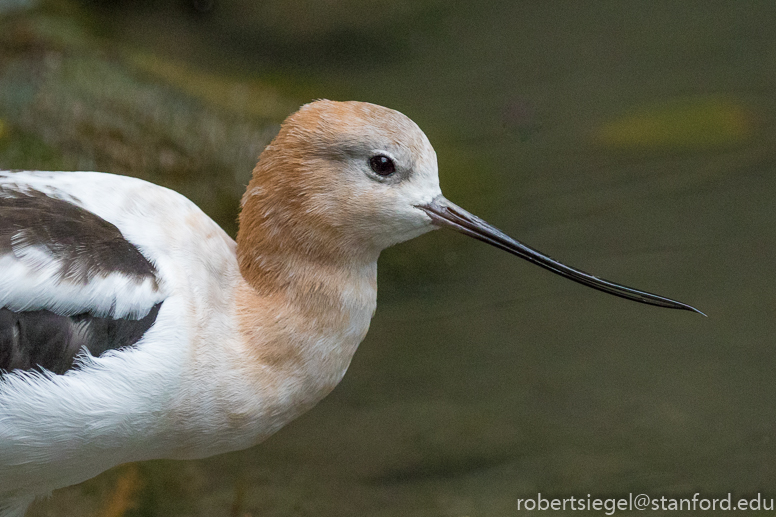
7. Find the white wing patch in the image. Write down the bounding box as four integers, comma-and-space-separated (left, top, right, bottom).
0, 252, 162, 319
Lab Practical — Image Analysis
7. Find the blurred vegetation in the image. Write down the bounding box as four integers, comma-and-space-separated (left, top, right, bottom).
76, 0, 449, 71
0, 0, 297, 235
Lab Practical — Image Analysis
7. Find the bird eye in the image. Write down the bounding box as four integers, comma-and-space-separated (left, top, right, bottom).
369, 155, 396, 176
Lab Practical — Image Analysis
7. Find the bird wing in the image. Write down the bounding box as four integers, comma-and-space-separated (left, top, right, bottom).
0, 182, 165, 375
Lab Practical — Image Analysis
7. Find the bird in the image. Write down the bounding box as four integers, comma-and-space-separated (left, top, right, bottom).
0, 100, 702, 516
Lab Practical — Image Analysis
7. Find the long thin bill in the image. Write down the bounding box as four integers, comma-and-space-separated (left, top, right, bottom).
417, 196, 704, 315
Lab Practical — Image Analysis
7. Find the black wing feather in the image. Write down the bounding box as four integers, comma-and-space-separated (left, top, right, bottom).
0, 185, 164, 376
0, 187, 157, 285
0, 304, 162, 375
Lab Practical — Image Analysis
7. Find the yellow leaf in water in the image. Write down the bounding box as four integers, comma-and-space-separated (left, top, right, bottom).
595, 96, 753, 151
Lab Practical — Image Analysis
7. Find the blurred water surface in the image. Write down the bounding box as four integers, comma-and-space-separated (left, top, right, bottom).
4, 1, 776, 515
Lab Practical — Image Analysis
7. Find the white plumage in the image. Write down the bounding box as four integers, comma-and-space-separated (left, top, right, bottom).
0, 171, 244, 513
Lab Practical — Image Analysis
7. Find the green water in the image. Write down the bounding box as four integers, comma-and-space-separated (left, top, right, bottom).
20, 1, 776, 515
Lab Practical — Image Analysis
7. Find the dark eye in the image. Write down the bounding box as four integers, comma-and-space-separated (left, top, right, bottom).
369, 155, 396, 176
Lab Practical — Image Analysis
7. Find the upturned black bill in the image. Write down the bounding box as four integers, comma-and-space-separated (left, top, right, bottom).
417, 196, 704, 315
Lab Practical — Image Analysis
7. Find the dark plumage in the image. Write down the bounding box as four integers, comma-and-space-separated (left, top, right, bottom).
0, 186, 163, 375
0, 304, 162, 375
0, 187, 158, 285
